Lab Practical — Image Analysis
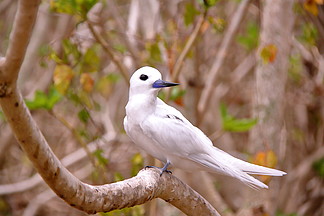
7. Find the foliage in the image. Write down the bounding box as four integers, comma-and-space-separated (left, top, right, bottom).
303, 0, 324, 16
299, 22, 318, 46
0, 111, 4, 122
93, 149, 109, 166
288, 53, 303, 84
184, 3, 200, 26
220, 103, 258, 132
53, 64, 74, 95
145, 42, 162, 63
25, 87, 62, 110
252, 150, 278, 183
78, 108, 90, 123
99, 205, 144, 216
276, 211, 298, 216
312, 157, 324, 178
237, 21, 259, 51
50, 0, 98, 20
260, 44, 278, 64
208, 17, 226, 33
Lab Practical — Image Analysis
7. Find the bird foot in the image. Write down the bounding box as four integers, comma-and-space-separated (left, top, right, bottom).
145, 164, 172, 176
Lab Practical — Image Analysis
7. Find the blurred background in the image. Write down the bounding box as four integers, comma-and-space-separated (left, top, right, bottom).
0, 0, 323, 216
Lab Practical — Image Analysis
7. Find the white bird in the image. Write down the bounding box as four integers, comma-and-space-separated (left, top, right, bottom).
124, 66, 286, 189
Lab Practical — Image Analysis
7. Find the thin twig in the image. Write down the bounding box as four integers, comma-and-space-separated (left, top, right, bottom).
87, 21, 130, 86
166, 10, 208, 101
171, 10, 208, 82
50, 111, 97, 168
0, 134, 116, 195
198, 0, 250, 121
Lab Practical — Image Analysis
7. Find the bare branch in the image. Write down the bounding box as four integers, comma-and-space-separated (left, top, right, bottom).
87, 21, 130, 86
0, 134, 115, 195
171, 11, 207, 82
198, 0, 250, 122
1, 0, 40, 83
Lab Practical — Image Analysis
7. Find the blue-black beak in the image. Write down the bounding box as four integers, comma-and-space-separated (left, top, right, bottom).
152, 80, 179, 88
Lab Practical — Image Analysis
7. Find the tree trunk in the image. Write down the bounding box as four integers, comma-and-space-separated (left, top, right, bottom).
249, 0, 294, 214
250, 0, 294, 158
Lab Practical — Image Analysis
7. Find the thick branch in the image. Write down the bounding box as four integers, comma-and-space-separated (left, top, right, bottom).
250, 0, 295, 152
1, 0, 40, 83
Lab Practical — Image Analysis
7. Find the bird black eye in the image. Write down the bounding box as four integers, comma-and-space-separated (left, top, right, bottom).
139, 74, 148, 81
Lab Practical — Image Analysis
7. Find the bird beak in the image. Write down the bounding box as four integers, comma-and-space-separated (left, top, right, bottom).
152, 79, 179, 88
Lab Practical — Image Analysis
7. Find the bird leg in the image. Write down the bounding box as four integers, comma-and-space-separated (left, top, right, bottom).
145, 161, 172, 176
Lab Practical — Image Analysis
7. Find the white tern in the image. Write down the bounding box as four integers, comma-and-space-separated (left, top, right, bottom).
124, 66, 286, 189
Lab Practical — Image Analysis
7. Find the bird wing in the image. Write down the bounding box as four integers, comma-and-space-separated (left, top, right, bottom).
141, 99, 214, 156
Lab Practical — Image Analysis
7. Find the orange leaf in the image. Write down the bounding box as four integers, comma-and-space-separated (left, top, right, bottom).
80, 73, 94, 93
260, 44, 277, 64
253, 150, 278, 183
303, 0, 319, 16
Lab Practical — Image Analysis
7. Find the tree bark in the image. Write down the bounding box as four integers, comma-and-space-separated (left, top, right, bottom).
249, 0, 294, 214
250, 0, 294, 154
0, 0, 220, 215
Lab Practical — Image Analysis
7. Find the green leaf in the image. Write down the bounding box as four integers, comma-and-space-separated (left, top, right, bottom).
80, 46, 100, 73
93, 149, 109, 166
299, 22, 318, 46
220, 103, 258, 132
62, 39, 81, 64
50, 0, 98, 20
99, 205, 144, 216
184, 3, 199, 26
275, 211, 298, 216
236, 21, 259, 51
0, 111, 4, 122
313, 157, 324, 178
96, 74, 120, 98
208, 17, 226, 33
202, 0, 218, 8
146, 42, 162, 62
288, 54, 303, 84
113, 44, 127, 54
113, 172, 124, 182
25, 87, 62, 110
170, 86, 186, 101
78, 108, 90, 123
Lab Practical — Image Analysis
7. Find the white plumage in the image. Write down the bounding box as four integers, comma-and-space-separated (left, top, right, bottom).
124, 66, 286, 189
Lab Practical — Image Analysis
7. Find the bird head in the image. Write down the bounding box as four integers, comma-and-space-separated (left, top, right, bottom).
129, 66, 179, 96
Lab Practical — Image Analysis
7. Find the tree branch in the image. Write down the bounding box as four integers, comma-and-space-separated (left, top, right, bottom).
171, 10, 207, 82
0, 134, 115, 195
87, 21, 130, 86
0, 0, 40, 83
197, 0, 250, 123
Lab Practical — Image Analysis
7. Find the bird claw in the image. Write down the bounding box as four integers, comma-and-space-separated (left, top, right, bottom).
145, 164, 172, 176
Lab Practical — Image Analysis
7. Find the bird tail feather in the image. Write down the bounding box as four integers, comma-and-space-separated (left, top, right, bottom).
190, 148, 286, 189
